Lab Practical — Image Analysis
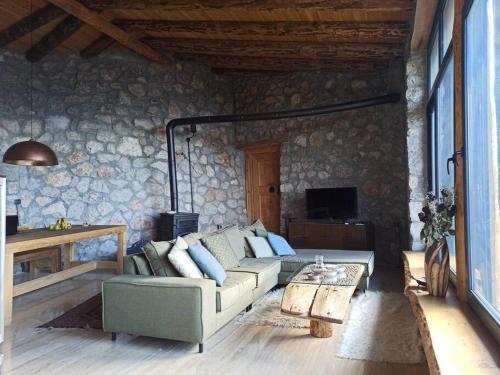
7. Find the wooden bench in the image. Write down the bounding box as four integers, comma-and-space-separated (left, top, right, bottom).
402, 251, 500, 375
14, 247, 61, 274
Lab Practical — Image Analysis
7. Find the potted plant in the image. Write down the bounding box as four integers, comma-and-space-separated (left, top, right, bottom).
418, 188, 456, 297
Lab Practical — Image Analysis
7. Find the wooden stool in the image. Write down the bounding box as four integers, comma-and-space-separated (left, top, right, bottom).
14, 247, 61, 274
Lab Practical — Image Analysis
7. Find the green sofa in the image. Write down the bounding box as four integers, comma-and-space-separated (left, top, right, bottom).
102, 239, 374, 353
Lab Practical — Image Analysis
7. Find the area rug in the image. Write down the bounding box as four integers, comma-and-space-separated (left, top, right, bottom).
38, 293, 102, 329
236, 288, 425, 364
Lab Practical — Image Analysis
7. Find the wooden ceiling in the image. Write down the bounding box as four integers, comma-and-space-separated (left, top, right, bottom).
0, 0, 415, 73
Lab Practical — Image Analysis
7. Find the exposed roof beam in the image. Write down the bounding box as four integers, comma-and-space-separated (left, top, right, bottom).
116, 20, 408, 44
410, 0, 438, 50
176, 53, 388, 72
45, 0, 172, 64
81, 0, 413, 22
80, 35, 115, 59
0, 5, 65, 47
26, 16, 84, 62
81, 0, 413, 12
145, 38, 403, 61
211, 68, 290, 75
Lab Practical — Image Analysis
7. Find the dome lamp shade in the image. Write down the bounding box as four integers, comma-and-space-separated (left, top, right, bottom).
2, 139, 58, 166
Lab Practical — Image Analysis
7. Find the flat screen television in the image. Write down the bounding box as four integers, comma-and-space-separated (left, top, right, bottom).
306, 187, 358, 220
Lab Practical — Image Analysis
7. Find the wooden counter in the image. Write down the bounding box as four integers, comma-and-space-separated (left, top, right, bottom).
5, 225, 127, 325
402, 251, 500, 375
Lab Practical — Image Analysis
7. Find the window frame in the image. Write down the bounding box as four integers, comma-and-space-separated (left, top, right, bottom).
462, 0, 500, 342
426, 0, 457, 274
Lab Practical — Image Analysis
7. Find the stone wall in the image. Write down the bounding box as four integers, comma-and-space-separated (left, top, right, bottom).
405, 51, 428, 251
233, 67, 409, 265
0, 49, 247, 260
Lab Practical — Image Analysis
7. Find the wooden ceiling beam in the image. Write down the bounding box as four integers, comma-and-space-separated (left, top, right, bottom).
116, 20, 409, 44
0, 5, 65, 48
145, 38, 403, 61
26, 15, 84, 62
175, 54, 388, 72
80, 35, 115, 59
45, 0, 172, 64
211, 68, 290, 75
81, 0, 413, 12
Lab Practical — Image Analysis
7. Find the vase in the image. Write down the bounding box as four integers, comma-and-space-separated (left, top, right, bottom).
424, 238, 450, 297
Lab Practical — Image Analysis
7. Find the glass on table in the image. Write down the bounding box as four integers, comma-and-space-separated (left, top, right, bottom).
315, 255, 324, 269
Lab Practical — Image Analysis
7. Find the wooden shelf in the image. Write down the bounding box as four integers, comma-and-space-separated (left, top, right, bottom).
402, 251, 500, 375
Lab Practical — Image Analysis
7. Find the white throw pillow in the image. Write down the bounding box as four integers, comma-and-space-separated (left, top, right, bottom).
245, 236, 275, 258
172, 236, 189, 251
168, 237, 203, 279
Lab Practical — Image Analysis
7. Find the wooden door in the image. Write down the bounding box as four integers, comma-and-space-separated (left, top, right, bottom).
244, 143, 281, 233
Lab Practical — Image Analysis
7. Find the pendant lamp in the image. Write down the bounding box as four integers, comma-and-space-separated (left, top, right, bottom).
2, 0, 58, 167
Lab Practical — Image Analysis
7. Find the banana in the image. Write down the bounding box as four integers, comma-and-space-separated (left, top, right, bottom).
48, 217, 72, 231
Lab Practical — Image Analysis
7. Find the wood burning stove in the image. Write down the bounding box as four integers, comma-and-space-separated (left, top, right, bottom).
158, 212, 199, 241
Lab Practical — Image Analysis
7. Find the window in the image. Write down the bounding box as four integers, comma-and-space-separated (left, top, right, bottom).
436, 58, 456, 270
442, 0, 455, 52
427, 0, 456, 271
429, 35, 440, 90
464, 0, 500, 323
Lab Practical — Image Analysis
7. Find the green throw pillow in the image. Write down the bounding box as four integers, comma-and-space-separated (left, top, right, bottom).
201, 232, 240, 270
248, 219, 268, 236
182, 232, 203, 245
222, 225, 246, 261
142, 241, 180, 277
240, 227, 256, 258
255, 227, 268, 237
132, 254, 153, 275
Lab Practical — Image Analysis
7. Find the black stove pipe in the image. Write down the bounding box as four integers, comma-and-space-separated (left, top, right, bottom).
166, 92, 400, 212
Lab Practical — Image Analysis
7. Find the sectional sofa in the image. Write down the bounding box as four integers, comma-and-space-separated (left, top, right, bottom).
102, 226, 374, 353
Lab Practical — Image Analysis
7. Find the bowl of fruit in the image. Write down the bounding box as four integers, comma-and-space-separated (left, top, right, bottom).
47, 217, 72, 231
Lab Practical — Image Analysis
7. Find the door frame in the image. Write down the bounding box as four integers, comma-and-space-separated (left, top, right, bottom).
242, 142, 281, 227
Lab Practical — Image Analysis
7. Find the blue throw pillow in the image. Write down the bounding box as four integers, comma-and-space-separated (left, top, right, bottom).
188, 243, 227, 286
267, 233, 296, 256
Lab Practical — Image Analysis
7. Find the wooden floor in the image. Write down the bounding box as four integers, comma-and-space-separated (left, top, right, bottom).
0, 266, 429, 375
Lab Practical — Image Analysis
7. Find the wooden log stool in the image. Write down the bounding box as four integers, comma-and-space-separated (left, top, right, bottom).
14, 247, 61, 274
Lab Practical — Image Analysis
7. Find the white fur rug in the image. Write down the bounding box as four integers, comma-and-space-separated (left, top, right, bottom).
235, 288, 425, 364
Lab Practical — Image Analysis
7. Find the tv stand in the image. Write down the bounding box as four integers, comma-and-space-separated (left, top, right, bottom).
287, 220, 374, 250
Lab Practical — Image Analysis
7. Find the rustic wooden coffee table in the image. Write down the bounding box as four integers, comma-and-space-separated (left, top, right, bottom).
280, 262, 364, 338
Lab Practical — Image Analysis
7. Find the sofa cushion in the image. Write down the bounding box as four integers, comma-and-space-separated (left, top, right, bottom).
255, 227, 268, 237
222, 225, 246, 261
182, 232, 203, 246
247, 219, 267, 235
202, 231, 240, 270
188, 243, 226, 286
142, 241, 179, 277
168, 237, 204, 279
228, 257, 281, 286
240, 228, 256, 258
281, 249, 374, 277
131, 254, 153, 276
246, 236, 275, 258
216, 272, 256, 312
267, 233, 296, 256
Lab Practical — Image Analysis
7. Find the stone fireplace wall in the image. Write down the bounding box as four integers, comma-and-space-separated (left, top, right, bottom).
0, 49, 247, 260
232, 66, 409, 265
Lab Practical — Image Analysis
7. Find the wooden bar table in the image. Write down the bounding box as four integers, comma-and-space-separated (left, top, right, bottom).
4, 225, 127, 325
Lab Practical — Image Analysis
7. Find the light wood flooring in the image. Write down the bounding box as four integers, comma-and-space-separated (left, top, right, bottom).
0, 266, 429, 375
